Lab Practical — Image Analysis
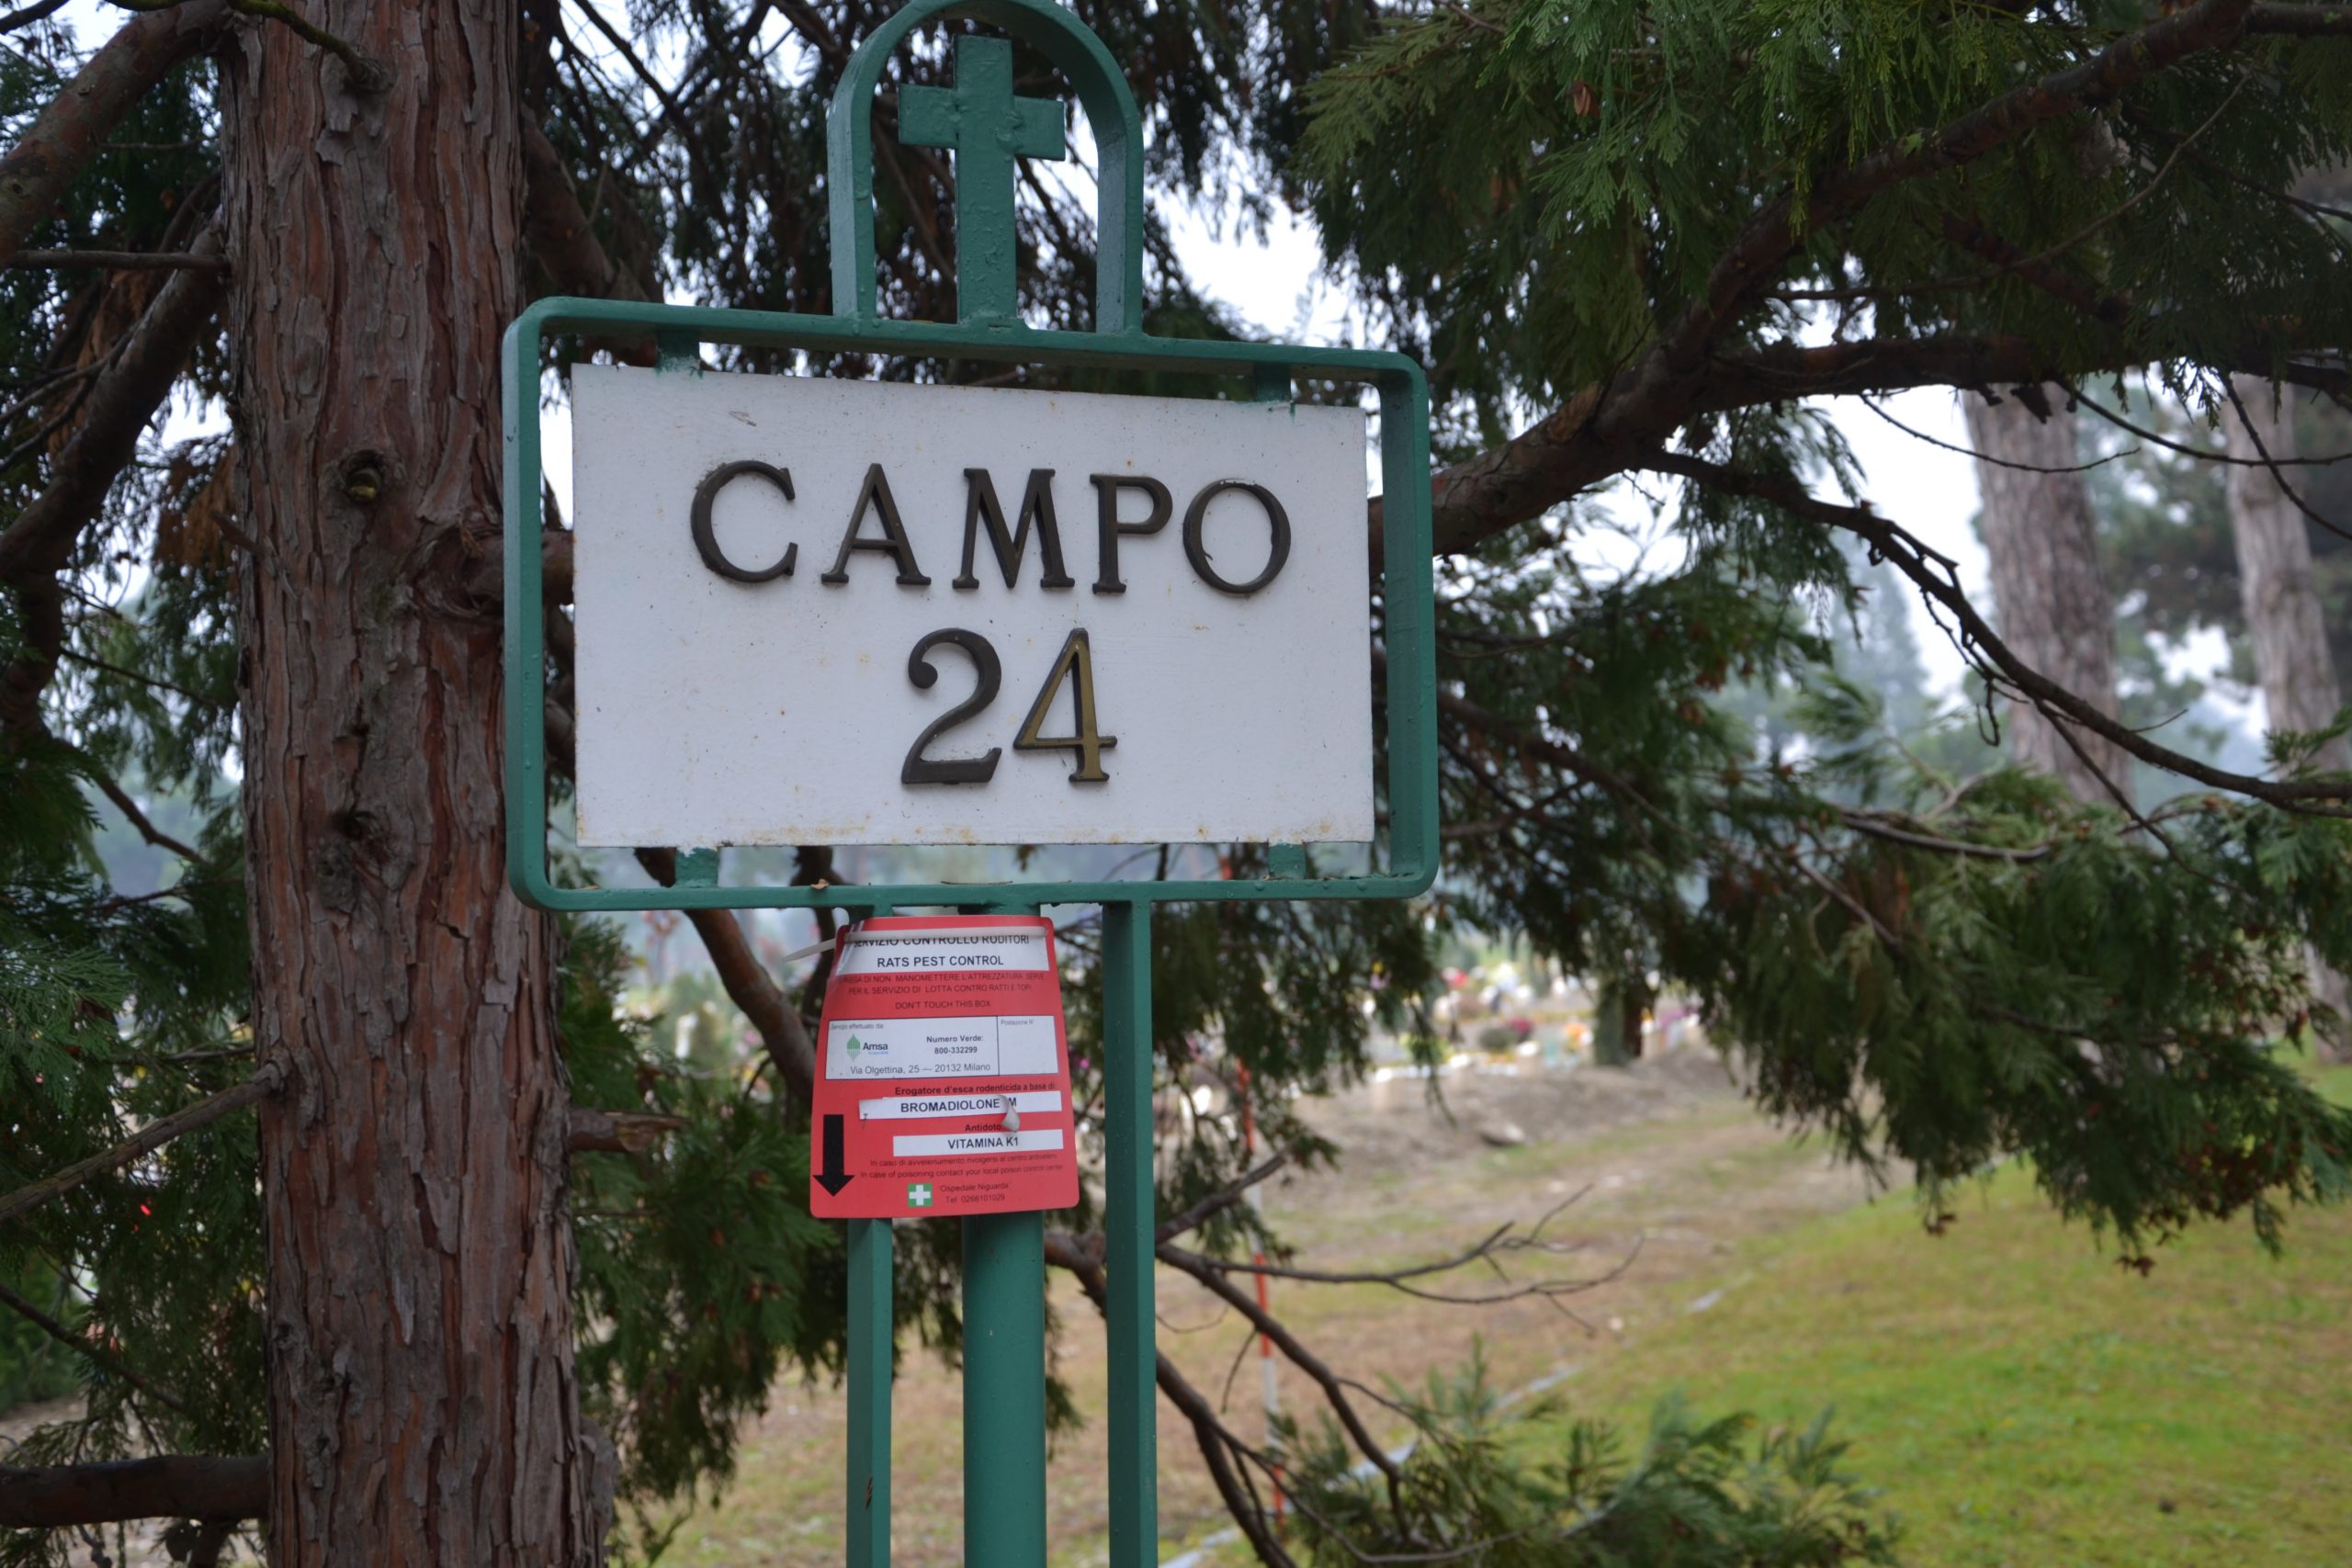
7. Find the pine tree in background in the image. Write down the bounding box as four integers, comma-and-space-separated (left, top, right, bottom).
2227, 378, 2350, 1055
1, 1, 2350, 1564
1965, 388, 2132, 805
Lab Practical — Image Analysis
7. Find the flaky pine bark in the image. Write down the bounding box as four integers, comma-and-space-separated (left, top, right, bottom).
2227, 377, 2349, 1056
219, 6, 601, 1564
1965, 390, 2132, 805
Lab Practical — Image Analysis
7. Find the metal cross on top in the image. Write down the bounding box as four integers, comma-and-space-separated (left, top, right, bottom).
900, 35, 1068, 323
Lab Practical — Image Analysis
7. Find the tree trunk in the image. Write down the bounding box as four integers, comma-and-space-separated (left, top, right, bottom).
220, 8, 601, 1565
1591, 976, 1650, 1067
2227, 376, 2350, 1059
1964, 389, 2132, 806
2227, 378, 2347, 760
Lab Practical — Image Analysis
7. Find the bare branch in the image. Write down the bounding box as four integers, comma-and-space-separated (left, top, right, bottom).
1159, 1241, 1407, 1485
1044, 1229, 1298, 1568
1862, 394, 2133, 475
2074, 388, 2352, 467
1156, 1152, 1289, 1244
2222, 376, 2352, 545
0, 1062, 283, 1233
635, 847, 818, 1102
1837, 810, 2054, 863
0, 1274, 191, 1415
566, 1105, 686, 1154
1165, 1199, 1616, 1309
1639, 449, 2352, 811
1702, 332, 2347, 411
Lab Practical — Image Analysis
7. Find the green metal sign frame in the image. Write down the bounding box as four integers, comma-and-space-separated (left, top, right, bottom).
501, 5, 1438, 1567
499, 2, 1436, 918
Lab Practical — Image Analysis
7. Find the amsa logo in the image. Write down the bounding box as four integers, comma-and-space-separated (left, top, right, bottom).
828, 1022, 909, 1080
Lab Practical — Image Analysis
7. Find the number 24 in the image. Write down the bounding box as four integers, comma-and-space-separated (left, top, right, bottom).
902, 627, 1116, 787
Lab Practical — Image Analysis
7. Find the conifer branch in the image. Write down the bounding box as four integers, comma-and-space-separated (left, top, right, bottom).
0, 1063, 283, 1233
1769, 77, 2249, 313
0, 0, 228, 270
0, 1456, 264, 1528
79, 754, 205, 863
106, 0, 390, 92
1931, 212, 2132, 324
0, 223, 225, 742
2245, 4, 2352, 34
1675, 0, 2255, 360
1408, 0, 2263, 558
0, 0, 71, 32
1637, 448, 2352, 814
0, 1274, 192, 1415
518, 123, 658, 367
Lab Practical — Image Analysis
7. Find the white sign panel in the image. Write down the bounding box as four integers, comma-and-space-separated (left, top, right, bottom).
570, 366, 1373, 847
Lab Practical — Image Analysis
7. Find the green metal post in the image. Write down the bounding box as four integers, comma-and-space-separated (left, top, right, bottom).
963, 1210, 1047, 1567
1103, 899, 1157, 1568
846, 1217, 893, 1568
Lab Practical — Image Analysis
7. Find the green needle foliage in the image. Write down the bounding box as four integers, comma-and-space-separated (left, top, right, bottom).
3, 0, 2351, 1562
1285, 1355, 1902, 1566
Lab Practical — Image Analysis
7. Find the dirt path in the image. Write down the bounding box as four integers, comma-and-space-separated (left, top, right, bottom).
670, 1055, 1880, 1566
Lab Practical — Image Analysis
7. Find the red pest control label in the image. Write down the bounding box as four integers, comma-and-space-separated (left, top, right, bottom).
808, 914, 1080, 1219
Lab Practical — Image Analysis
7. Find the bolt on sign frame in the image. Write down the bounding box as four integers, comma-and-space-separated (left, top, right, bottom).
501, 2, 1437, 1564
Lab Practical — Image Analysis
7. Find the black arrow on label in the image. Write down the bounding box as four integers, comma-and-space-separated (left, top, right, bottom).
815, 1113, 854, 1196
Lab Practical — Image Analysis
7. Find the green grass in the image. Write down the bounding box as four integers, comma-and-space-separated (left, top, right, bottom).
1519, 1064, 2352, 1567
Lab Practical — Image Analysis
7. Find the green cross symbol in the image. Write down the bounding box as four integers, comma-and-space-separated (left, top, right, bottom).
899, 34, 1067, 323
907, 1182, 933, 1208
